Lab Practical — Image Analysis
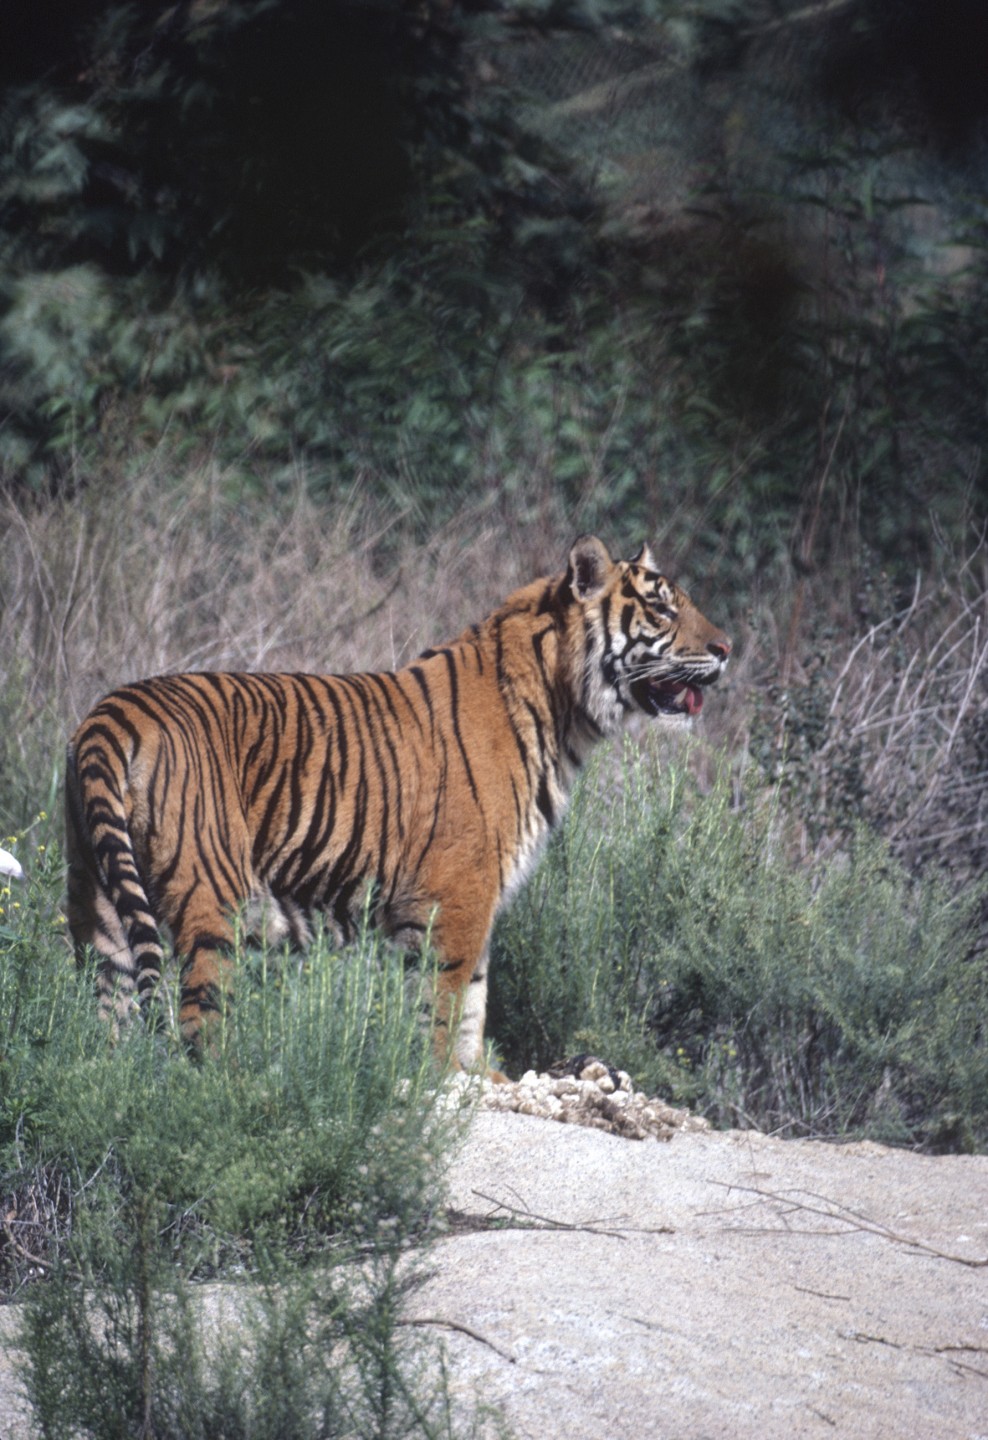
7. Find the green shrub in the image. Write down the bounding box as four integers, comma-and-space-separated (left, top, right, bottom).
0, 848, 482, 1436
22, 1244, 480, 1440
490, 742, 987, 1150
1, 893, 452, 1281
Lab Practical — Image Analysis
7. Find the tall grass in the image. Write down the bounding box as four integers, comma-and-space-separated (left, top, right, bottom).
4, 459, 985, 865
748, 551, 988, 879
0, 460, 557, 833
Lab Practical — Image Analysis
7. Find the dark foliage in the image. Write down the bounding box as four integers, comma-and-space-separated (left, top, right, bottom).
818, 0, 988, 152
2, 0, 435, 282
0, 0, 985, 579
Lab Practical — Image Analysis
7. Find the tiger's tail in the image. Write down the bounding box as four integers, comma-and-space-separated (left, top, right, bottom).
64, 735, 165, 1029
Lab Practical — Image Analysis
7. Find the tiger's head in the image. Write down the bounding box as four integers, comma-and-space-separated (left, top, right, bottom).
564, 534, 731, 736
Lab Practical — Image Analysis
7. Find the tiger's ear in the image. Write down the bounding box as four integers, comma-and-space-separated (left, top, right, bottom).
629, 542, 659, 572
566, 534, 613, 601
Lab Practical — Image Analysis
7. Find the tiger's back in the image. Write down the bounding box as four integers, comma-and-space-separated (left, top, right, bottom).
66, 535, 730, 1075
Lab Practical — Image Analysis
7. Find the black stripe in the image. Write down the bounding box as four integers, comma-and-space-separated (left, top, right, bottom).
439, 649, 479, 806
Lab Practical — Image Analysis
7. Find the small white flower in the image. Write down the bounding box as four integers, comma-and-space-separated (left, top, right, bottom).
0, 848, 23, 881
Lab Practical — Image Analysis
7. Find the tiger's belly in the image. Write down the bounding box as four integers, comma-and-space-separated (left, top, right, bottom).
243, 870, 415, 954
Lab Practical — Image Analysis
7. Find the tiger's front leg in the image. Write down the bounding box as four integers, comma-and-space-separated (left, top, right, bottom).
427, 904, 507, 1084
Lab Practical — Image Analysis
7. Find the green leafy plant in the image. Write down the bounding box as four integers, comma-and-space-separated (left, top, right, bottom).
491, 743, 988, 1149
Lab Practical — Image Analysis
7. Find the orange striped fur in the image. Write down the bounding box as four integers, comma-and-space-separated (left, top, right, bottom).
65, 535, 730, 1077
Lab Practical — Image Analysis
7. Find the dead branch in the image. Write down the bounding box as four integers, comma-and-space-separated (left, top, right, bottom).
397, 1315, 517, 1364
708, 1181, 988, 1269
469, 1188, 673, 1239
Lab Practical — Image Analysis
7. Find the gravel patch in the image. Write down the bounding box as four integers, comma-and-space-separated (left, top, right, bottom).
445, 1056, 709, 1141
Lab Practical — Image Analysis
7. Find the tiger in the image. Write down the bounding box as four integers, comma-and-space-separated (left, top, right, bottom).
65, 534, 730, 1079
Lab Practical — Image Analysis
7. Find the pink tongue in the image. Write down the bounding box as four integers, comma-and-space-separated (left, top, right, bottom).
684, 686, 703, 715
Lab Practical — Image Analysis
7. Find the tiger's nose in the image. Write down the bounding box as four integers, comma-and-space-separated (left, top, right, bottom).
707, 637, 731, 662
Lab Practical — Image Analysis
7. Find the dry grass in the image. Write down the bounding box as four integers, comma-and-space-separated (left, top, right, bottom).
0, 459, 585, 828
821, 567, 988, 876
0, 461, 575, 727
743, 549, 988, 879
1, 457, 986, 889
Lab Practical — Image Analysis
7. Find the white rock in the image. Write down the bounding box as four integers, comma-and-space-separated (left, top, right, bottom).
579, 1061, 608, 1082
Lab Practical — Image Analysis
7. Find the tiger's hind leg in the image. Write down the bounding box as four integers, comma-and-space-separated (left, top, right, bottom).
177, 929, 236, 1053
139, 803, 254, 1053
169, 884, 247, 1054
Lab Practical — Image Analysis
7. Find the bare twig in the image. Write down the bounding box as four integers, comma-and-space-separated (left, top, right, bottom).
742, 0, 863, 40
2, 1221, 53, 1273
846, 1331, 988, 1381
469, 1189, 673, 1240
397, 1315, 517, 1365
708, 1181, 988, 1269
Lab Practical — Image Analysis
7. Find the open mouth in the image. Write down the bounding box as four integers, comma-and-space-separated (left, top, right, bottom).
631, 677, 706, 717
